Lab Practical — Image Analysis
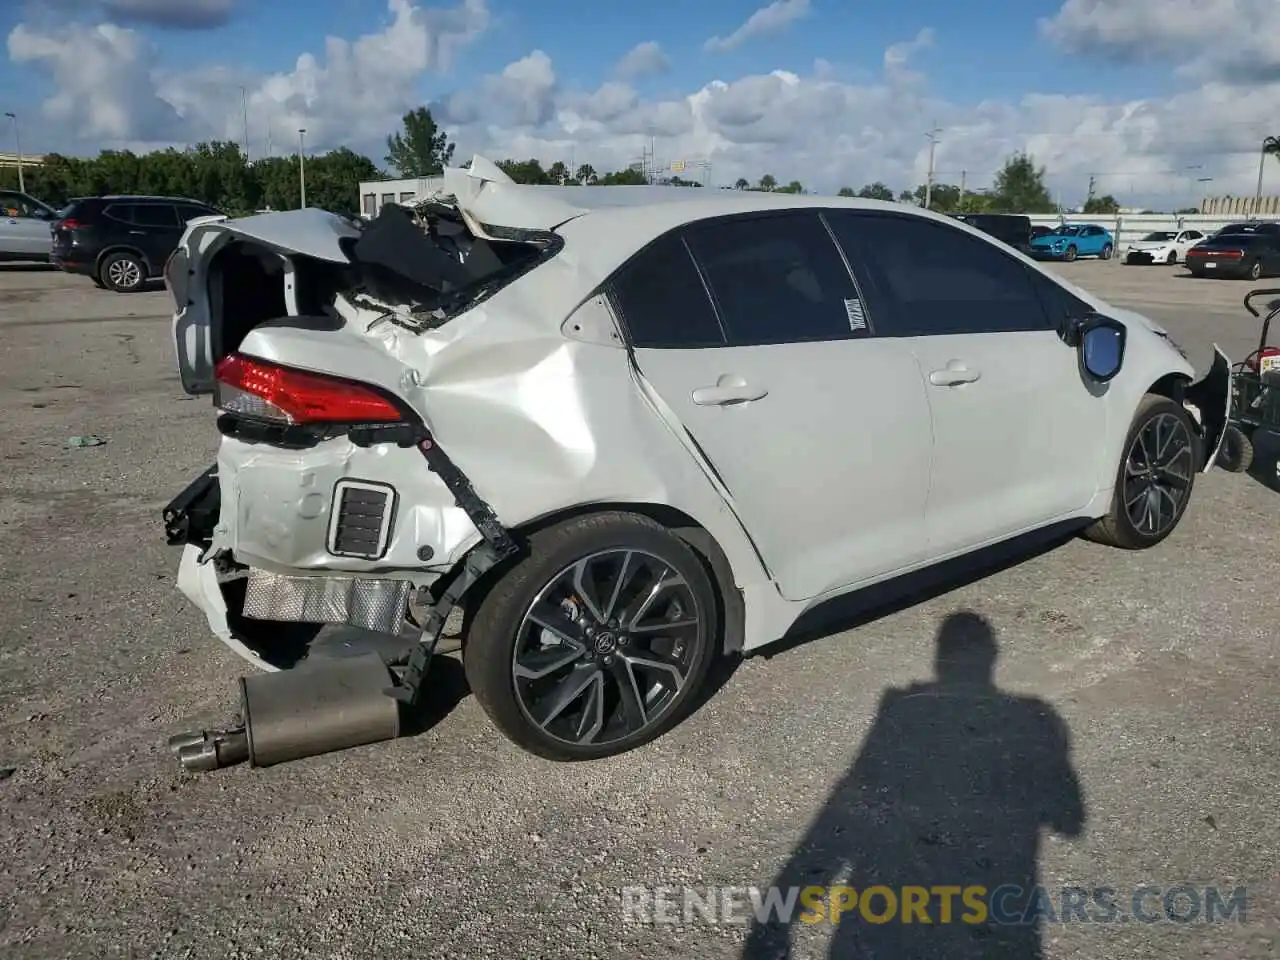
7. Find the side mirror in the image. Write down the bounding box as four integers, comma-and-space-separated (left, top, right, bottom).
1077, 317, 1126, 383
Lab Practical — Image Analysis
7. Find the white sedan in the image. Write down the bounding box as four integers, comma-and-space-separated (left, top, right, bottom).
160, 158, 1232, 771
1124, 229, 1206, 265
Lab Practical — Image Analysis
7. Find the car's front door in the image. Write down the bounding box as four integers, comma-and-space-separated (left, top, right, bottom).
612, 211, 934, 602
827, 211, 1110, 558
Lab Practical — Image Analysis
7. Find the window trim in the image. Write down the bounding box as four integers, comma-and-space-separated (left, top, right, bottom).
825, 208, 1057, 338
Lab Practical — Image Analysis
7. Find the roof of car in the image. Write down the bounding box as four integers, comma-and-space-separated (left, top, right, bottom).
89, 195, 210, 204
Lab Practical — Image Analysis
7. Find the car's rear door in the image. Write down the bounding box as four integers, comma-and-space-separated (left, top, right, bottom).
129, 202, 184, 270
827, 211, 1109, 558
613, 211, 934, 602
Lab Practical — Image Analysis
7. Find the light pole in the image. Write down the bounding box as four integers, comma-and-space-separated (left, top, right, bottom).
298, 128, 307, 209
924, 122, 941, 209
1252, 136, 1277, 218
4, 112, 23, 194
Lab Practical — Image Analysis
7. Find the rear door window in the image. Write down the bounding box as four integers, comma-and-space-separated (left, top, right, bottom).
131, 204, 181, 227
104, 203, 137, 224
683, 211, 869, 346
610, 231, 725, 348
827, 211, 1051, 336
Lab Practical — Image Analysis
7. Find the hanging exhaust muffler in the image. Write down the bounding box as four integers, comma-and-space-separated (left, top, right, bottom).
169, 652, 402, 772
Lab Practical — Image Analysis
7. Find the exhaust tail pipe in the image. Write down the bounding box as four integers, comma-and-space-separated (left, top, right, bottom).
170, 652, 402, 772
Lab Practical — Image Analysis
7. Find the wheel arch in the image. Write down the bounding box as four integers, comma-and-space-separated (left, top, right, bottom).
445, 501, 747, 656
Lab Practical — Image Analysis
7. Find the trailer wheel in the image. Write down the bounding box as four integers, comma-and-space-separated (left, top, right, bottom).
1216, 425, 1254, 473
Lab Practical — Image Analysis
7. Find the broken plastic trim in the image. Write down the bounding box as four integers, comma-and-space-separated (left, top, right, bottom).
163, 465, 220, 546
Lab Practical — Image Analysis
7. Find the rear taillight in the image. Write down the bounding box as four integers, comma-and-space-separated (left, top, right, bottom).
214, 354, 406, 425
58, 218, 82, 231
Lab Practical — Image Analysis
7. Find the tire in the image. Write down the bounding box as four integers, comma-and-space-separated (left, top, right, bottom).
1166, 250, 1177, 265
1248, 259, 1263, 281
99, 251, 146, 293
1065, 245, 1078, 262
1084, 394, 1198, 550
1216, 425, 1254, 473
464, 512, 720, 761
1100, 243, 1113, 260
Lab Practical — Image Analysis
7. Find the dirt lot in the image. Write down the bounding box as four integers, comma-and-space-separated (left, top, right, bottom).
0, 263, 1277, 959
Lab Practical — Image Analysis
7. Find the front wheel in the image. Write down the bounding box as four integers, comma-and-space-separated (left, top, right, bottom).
464, 512, 719, 760
1084, 395, 1198, 549
1100, 243, 1113, 260
1166, 250, 1178, 265
1065, 245, 1078, 262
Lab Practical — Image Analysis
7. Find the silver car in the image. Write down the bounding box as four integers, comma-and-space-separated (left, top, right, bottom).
0, 190, 57, 262
161, 158, 1231, 773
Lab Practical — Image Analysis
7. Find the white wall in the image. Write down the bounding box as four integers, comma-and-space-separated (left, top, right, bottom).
356, 176, 446, 217
1025, 212, 1280, 250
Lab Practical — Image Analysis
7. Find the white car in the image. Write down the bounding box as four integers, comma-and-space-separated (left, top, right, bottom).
1124, 229, 1206, 265
161, 158, 1231, 772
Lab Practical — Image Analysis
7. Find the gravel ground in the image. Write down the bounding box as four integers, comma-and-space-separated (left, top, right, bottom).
0, 262, 1277, 959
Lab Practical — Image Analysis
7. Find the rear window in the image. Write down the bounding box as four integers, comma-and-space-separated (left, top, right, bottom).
611, 231, 725, 348
130, 204, 181, 227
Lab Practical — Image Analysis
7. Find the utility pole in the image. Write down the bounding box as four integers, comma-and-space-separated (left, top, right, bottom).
4, 112, 23, 193
298, 128, 307, 209
1086, 174, 1096, 205
958, 169, 967, 207
924, 122, 941, 209
240, 86, 250, 162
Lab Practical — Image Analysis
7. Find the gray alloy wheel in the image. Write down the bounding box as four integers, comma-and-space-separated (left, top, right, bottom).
511, 548, 704, 750
1121, 411, 1195, 538
463, 512, 719, 760
1084, 395, 1198, 550
100, 252, 146, 292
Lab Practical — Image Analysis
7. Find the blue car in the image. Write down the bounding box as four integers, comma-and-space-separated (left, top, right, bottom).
1028, 223, 1114, 261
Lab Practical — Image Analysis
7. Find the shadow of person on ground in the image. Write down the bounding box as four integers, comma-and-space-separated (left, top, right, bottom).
742, 611, 1086, 960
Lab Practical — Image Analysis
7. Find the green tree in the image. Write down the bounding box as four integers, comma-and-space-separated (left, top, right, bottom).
1265, 135, 1280, 162
1082, 194, 1120, 215
837, 186, 855, 197
758, 173, 777, 192
575, 163, 598, 185
496, 158, 550, 184
384, 107, 455, 177
546, 161, 571, 184
898, 189, 917, 204
775, 180, 803, 194
597, 167, 647, 185
989, 152, 1054, 213
734, 177, 750, 190
856, 182, 894, 201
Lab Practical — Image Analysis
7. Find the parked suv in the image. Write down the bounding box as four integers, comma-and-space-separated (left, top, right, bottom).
51, 196, 222, 292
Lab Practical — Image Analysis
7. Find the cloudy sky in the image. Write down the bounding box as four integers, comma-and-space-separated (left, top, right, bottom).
2, 0, 1279, 208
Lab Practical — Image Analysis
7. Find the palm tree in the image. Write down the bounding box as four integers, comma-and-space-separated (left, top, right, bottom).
758, 173, 777, 192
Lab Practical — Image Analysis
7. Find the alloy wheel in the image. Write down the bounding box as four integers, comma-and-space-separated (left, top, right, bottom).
1123, 412, 1194, 537
107, 258, 142, 290
511, 548, 705, 748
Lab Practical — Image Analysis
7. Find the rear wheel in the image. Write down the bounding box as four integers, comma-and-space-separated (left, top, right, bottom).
99, 251, 146, 293
464, 512, 719, 760
1248, 259, 1263, 281
1065, 245, 1078, 262
1085, 395, 1198, 549
1166, 250, 1178, 265
1100, 243, 1113, 260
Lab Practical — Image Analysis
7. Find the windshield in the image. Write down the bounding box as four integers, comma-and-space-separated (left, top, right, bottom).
1143, 232, 1176, 242
1051, 226, 1081, 236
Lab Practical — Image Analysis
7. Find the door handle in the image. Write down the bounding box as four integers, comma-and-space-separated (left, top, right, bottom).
928, 362, 981, 386
692, 374, 768, 406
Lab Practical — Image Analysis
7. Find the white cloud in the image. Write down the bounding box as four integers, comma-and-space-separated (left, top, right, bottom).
1041, 0, 1280, 83
7, 0, 1280, 210
613, 41, 669, 80
704, 0, 810, 53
